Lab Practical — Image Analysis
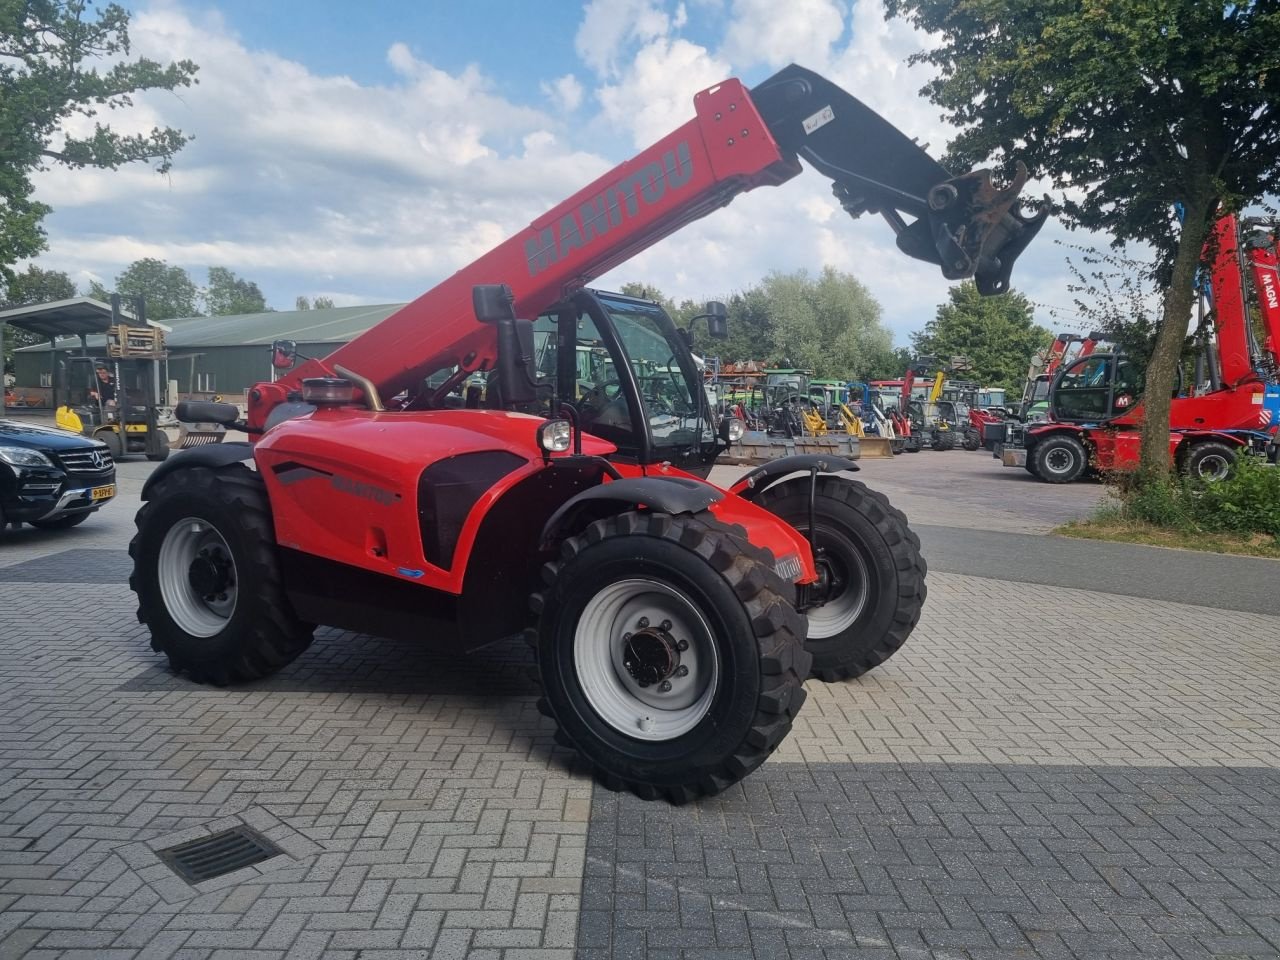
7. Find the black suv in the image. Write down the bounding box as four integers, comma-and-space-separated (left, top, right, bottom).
0, 419, 116, 534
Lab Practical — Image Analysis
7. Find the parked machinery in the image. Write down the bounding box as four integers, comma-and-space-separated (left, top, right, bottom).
999, 214, 1280, 483
132, 63, 1046, 800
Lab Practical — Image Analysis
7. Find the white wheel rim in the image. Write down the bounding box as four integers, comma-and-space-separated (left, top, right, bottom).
574, 579, 720, 742
1196, 454, 1229, 480
158, 517, 238, 638
1045, 447, 1075, 474
801, 527, 870, 639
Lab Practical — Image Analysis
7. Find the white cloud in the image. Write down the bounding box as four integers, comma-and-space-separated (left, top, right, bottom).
722, 0, 846, 70
596, 37, 731, 147
575, 0, 676, 77
541, 73, 584, 112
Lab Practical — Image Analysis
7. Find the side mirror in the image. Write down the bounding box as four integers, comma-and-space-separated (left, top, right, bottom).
272, 339, 297, 369
473, 283, 517, 324
704, 301, 728, 340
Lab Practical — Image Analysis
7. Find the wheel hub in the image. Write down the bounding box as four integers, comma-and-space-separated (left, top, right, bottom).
623, 628, 681, 686
188, 548, 233, 598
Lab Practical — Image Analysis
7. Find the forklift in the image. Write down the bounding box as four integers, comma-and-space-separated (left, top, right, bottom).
54, 295, 172, 462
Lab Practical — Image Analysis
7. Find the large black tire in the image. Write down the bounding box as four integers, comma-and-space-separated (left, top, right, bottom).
962, 431, 981, 451
146, 431, 171, 462
903, 437, 921, 453
931, 431, 956, 451
529, 511, 810, 803
754, 476, 926, 683
29, 512, 90, 530
1031, 434, 1087, 484
1183, 440, 1236, 482
129, 464, 313, 685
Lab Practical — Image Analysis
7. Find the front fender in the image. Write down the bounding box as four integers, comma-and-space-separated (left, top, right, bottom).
141, 442, 254, 500
729, 454, 858, 501
538, 476, 723, 550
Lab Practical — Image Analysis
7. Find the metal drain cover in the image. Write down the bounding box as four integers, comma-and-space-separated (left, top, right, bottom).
157, 826, 283, 883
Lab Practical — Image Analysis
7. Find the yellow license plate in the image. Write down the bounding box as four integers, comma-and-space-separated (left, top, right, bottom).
91, 484, 115, 501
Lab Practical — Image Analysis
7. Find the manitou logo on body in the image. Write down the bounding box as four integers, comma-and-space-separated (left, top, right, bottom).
330, 474, 398, 506
525, 141, 694, 277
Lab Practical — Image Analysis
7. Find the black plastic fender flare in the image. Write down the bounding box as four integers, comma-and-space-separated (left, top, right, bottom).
729, 454, 859, 502
538, 476, 724, 550
140, 442, 254, 500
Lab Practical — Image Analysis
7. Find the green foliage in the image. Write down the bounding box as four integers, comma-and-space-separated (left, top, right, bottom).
1, 263, 74, 369
90, 257, 200, 321
911, 281, 1051, 391
885, 0, 1280, 478
295, 295, 336, 311
0, 1, 199, 280
1110, 455, 1280, 541
621, 269, 900, 381
204, 266, 267, 316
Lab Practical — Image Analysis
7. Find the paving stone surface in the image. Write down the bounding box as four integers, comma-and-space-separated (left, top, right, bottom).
0, 452, 1276, 958
579, 764, 1280, 960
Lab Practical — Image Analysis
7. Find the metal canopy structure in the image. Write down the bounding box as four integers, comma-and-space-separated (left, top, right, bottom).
0, 297, 173, 415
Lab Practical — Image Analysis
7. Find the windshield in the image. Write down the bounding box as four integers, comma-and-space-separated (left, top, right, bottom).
595, 294, 712, 454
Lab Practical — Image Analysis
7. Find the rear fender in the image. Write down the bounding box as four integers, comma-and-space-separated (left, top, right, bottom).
140, 442, 254, 499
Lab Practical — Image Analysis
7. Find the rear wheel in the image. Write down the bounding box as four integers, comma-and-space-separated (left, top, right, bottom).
754, 476, 926, 683
962, 431, 981, 451
530, 511, 809, 802
931, 431, 956, 451
129, 464, 313, 685
1031, 435, 1087, 483
29, 512, 90, 531
1183, 441, 1236, 482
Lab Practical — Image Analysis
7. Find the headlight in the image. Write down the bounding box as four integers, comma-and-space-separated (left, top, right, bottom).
0, 446, 53, 468
720, 416, 746, 442
537, 419, 572, 453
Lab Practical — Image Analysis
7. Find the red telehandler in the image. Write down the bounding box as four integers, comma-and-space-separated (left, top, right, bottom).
1003, 214, 1280, 483
130, 64, 1047, 801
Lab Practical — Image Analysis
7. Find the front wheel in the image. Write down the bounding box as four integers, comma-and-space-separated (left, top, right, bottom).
129, 464, 314, 685
1183, 441, 1236, 482
1031, 435, 1087, 483
530, 511, 810, 802
754, 476, 926, 683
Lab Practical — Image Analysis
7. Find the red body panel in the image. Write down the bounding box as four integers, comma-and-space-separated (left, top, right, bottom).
1248, 227, 1280, 365
1031, 423, 1245, 472
254, 408, 616, 593
1208, 215, 1256, 386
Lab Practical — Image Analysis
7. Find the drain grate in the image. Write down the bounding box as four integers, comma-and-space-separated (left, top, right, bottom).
157, 826, 283, 884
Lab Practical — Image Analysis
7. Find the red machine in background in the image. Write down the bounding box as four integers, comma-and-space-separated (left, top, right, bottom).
129, 64, 1047, 800
1002, 213, 1280, 482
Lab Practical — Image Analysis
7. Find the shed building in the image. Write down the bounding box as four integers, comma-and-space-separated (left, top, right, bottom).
12, 302, 405, 403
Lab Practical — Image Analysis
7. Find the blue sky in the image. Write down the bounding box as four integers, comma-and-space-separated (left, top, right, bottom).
30, 0, 1092, 344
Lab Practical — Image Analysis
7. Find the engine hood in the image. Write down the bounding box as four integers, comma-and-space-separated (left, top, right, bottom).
0, 419, 100, 452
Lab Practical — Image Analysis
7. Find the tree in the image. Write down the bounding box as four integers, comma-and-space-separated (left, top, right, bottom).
204, 267, 267, 315
0, 2, 198, 282
90, 258, 200, 321
911, 282, 1052, 392
295, 295, 336, 310
886, 0, 1280, 479
1, 264, 75, 370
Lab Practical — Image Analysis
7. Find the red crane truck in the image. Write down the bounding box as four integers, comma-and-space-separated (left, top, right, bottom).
130, 64, 1047, 801
1001, 214, 1280, 483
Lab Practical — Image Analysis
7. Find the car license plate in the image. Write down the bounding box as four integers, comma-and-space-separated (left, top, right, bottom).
91, 484, 115, 500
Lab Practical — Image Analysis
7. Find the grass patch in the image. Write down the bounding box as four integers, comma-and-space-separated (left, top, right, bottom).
1055, 454, 1280, 559
1056, 517, 1280, 559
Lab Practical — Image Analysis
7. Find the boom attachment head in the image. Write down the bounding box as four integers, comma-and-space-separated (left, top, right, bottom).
751, 65, 1049, 295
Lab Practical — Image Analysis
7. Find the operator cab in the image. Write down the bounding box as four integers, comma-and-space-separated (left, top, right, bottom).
535, 290, 724, 473
1049, 353, 1147, 423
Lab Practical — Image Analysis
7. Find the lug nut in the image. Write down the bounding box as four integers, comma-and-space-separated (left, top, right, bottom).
658, 681, 672, 692
676, 639, 689, 651
674, 665, 688, 678
660, 620, 672, 631
638, 617, 649, 628
623, 632, 632, 641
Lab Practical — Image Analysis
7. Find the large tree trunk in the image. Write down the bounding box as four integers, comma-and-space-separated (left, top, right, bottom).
1137, 195, 1214, 481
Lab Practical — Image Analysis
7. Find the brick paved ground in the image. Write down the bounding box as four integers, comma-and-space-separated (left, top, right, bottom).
0, 454, 1276, 958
